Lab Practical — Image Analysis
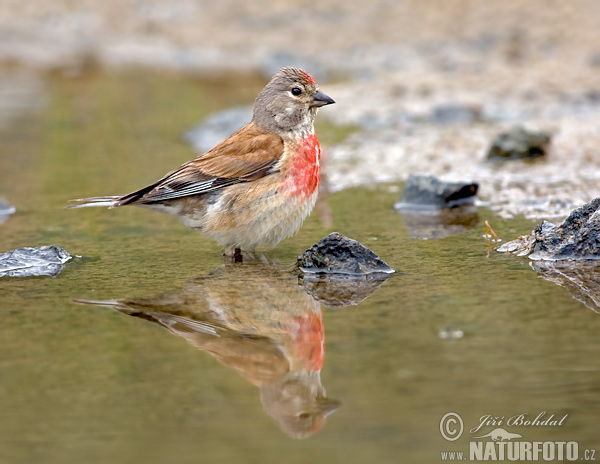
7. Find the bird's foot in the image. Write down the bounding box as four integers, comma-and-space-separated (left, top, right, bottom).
224, 245, 244, 263
233, 248, 243, 263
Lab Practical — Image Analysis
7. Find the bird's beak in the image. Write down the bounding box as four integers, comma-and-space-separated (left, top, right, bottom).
320, 398, 342, 416
311, 89, 335, 107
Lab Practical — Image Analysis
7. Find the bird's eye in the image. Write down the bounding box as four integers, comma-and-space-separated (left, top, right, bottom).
291, 87, 302, 96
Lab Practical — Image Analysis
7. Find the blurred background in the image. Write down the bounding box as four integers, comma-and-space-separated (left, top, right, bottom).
0, 0, 596, 76
1, 0, 600, 218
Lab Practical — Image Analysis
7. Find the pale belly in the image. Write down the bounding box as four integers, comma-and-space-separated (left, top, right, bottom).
201, 182, 319, 250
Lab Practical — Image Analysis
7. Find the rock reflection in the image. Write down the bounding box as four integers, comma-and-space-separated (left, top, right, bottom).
74, 262, 342, 438
531, 261, 600, 314
300, 273, 390, 309
398, 205, 479, 240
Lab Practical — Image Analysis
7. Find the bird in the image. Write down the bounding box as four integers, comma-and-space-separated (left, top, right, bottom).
67, 67, 335, 258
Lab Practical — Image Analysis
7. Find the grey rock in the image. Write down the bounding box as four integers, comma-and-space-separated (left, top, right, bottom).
0, 244, 72, 278
298, 232, 394, 275
498, 197, 600, 260
430, 103, 481, 125
0, 198, 16, 225
486, 125, 551, 160
395, 174, 478, 211
184, 106, 252, 153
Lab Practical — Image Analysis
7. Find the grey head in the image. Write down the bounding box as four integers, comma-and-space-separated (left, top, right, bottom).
252, 67, 335, 134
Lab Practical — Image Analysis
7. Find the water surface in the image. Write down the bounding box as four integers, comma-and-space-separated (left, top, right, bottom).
1, 71, 599, 464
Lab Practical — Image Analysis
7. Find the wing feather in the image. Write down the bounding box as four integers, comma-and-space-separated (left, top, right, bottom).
116, 122, 284, 206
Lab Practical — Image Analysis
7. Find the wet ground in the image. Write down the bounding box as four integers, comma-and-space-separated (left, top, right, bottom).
1, 70, 600, 463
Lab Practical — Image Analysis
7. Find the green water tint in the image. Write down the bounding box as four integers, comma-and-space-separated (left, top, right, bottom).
1, 71, 600, 463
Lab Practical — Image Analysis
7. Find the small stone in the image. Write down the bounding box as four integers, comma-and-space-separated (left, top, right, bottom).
298, 232, 394, 275
430, 103, 481, 125
438, 326, 464, 339
498, 197, 600, 260
486, 125, 551, 161
395, 174, 478, 211
0, 198, 16, 225
0, 244, 72, 278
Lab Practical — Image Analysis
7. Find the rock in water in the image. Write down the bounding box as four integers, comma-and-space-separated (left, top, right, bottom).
395, 174, 478, 211
486, 125, 551, 161
498, 197, 600, 260
298, 233, 394, 308
0, 245, 72, 277
0, 198, 16, 225
298, 232, 394, 275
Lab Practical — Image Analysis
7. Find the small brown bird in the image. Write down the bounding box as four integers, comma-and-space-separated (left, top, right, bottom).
68, 67, 335, 256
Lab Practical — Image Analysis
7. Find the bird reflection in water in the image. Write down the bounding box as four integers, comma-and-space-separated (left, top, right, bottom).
74, 262, 384, 438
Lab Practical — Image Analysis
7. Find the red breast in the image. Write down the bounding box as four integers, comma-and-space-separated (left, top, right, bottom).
281, 133, 321, 198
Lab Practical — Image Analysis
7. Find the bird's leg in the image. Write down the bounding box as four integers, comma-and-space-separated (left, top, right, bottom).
233, 248, 243, 263
224, 244, 244, 263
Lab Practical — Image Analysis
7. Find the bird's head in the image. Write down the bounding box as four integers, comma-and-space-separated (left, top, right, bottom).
253, 67, 335, 134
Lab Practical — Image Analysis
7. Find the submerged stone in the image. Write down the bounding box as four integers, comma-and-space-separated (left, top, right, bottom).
0, 244, 72, 277
438, 326, 464, 340
486, 125, 551, 161
0, 198, 15, 225
395, 174, 478, 211
498, 197, 600, 260
298, 232, 394, 275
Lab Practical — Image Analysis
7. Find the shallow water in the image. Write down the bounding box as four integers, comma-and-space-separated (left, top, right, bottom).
1, 71, 599, 463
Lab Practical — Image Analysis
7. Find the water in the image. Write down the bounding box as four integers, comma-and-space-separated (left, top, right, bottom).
1, 70, 599, 463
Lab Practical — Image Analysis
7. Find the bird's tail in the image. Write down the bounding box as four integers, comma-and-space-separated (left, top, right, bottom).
71, 298, 122, 307
72, 298, 220, 336
65, 196, 122, 209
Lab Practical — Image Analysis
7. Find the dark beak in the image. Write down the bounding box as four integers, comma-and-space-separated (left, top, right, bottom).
311, 89, 335, 107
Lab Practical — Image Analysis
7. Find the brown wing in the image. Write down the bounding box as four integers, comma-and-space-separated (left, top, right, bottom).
116, 122, 284, 206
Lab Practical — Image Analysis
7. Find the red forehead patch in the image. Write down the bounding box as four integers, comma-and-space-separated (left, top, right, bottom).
277, 67, 318, 86
300, 70, 316, 86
